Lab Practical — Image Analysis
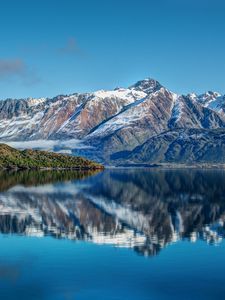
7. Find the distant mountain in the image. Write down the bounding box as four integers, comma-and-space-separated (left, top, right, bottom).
111, 128, 225, 165
0, 78, 225, 165
0, 144, 102, 170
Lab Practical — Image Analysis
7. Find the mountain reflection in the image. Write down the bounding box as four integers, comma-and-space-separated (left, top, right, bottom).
0, 169, 225, 257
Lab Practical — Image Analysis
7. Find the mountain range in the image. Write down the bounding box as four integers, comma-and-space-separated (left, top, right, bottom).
1, 78, 225, 165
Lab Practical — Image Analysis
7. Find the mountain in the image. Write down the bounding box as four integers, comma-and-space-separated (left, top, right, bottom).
111, 128, 225, 165
0, 78, 225, 165
0, 144, 103, 169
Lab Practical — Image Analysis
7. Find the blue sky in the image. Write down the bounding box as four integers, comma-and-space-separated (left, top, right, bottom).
0, 0, 225, 99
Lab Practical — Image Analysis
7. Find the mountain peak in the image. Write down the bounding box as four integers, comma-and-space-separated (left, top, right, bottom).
129, 78, 162, 94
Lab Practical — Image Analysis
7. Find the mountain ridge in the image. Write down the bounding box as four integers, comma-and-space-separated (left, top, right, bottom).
0, 78, 225, 165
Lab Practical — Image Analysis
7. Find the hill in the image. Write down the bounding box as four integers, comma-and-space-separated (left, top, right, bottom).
0, 144, 103, 170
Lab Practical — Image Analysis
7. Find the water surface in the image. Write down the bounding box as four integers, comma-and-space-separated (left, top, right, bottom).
0, 169, 225, 299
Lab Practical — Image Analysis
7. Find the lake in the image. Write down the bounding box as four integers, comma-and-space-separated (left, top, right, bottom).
0, 168, 225, 299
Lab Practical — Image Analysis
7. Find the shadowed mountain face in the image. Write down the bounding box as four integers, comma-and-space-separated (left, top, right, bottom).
1, 78, 225, 164
0, 169, 225, 257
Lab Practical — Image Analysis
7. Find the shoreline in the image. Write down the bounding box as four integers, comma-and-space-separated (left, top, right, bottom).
104, 163, 225, 170
0, 166, 104, 171
2, 165, 225, 171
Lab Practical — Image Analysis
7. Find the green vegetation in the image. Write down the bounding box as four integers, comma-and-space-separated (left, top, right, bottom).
0, 144, 103, 170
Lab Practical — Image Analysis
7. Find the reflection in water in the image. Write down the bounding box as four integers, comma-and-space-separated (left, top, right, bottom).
0, 169, 225, 256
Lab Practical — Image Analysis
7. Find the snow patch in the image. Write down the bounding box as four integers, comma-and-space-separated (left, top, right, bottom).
93, 88, 146, 101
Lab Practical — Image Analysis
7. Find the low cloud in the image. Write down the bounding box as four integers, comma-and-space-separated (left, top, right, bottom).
4, 139, 93, 152
0, 59, 41, 85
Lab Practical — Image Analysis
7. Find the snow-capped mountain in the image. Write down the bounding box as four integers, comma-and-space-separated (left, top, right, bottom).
0, 78, 225, 165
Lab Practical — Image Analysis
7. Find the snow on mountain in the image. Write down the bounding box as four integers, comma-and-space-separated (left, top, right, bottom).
93, 88, 146, 101
187, 91, 225, 113
167, 93, 183, 126
87, 87, 176, 137
197, 91, 221, 104
27, 97, 47, 107
86, 95, 149, 138
54, 88, 147, 139
0, 78, 225, 164
202, 94, 225, 113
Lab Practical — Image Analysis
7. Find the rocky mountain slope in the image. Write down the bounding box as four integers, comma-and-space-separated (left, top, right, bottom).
0, 78, 225, 165
111, 128, 225, 165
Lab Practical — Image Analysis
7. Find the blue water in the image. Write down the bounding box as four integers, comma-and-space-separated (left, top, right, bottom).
0, 169, 225, 299
1, 236, 225, 300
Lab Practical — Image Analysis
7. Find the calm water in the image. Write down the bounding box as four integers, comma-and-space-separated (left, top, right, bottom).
0, 169, 225, 299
